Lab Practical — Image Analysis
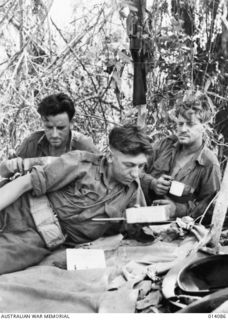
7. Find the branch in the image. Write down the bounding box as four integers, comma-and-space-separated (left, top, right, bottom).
19, 0, 24, 50
77, 112, 118, 126
46, 8, 104, 71
77, 95, 121, 112
0, 1, 17, 26
0, 1, 53, 79
50, 17, 98, 93
207, 91, 228, 102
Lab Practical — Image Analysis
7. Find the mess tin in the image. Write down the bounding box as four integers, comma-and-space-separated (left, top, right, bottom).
92, 205, 171, 224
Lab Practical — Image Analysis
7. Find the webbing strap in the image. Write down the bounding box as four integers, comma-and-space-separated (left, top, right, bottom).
28, 194, 65, 249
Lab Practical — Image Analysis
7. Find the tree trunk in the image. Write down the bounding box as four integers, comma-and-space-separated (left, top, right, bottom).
128, 0, 147, 127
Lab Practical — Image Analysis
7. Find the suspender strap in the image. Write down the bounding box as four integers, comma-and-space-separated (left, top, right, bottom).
28, 194, 65, 249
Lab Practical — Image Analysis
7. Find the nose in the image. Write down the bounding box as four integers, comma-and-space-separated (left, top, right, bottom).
51, 127, 59, 138
179, 122, 188, 132
130, 166, 139, 179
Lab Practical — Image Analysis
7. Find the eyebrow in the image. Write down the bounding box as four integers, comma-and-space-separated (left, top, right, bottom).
123, 161, 146, 166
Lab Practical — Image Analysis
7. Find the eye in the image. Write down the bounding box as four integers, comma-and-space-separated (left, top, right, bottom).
187, 122, 196, 127
57, 126, 65, 130
125, 163, 134, 168
177, 122, 184, 126
138, 163, 145, 170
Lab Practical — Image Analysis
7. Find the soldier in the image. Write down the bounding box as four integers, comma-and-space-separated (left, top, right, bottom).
0, 124, 162, 275
141, 96, 221, 220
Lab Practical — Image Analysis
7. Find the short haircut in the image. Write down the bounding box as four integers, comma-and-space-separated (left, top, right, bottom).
176, 95, 211, 123
109, 124, 152, 156
37, 93, 75, 121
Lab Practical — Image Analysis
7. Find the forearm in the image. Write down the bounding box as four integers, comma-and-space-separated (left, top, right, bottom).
0, 157, 56, 178
0, 174, 32, 211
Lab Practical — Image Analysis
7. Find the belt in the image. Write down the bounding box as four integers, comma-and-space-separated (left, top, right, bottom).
28, 194, 66, 249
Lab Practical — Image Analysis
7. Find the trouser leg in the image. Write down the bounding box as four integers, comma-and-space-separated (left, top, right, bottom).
0, 229, 50, 275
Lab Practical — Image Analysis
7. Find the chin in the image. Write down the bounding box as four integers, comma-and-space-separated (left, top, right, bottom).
179, 139, 190, 145
50, 142, 62, 147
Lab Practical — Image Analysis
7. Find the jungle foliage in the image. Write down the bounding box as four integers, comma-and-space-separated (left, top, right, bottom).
0, 0, 228, 163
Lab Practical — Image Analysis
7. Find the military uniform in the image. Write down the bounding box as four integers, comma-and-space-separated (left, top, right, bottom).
16, 130, 98, 157
141, 136, 221, 218
0, 151, 146, 274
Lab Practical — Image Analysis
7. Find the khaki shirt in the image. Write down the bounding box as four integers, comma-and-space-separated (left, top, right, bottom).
31, 151, 146, 243
141, 135, 221, 218
16, 130, 98, 158
0, 131, 98, 179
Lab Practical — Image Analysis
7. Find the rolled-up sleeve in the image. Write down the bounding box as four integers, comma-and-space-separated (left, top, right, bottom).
31, 165, 48, 196
31, 150, 84, 196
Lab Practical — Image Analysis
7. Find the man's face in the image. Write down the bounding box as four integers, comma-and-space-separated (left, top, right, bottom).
42, 112, 72, 148
176, 114, 204, 147
110, 148, 147, 185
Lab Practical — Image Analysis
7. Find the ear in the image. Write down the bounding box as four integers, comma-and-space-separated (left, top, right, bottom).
70, 121, 73, 130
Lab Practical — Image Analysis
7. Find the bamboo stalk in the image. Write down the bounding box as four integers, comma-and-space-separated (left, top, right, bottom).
210, 161, 228, 248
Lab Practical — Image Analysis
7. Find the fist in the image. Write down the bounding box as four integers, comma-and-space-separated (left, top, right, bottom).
152, 174, 172, 195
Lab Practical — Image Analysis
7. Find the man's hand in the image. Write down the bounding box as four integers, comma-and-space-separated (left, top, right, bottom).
0, 157, 24, 178
151, 174, 172, 195
152, 198, 176, 218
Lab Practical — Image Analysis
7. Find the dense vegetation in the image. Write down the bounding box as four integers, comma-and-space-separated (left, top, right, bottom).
0, 0, 228, 166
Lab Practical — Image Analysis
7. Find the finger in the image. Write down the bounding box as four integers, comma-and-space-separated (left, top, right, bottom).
160, 180, 172, 187
162, 175, 172, 181
132, 204, 140, 208
157, 183, 170, 190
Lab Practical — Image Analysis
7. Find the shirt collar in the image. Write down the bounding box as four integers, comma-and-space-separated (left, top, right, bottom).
173, 138, 206, 166
98, 156, 110, 187
195, 145, 207, 166
38, 130, 72, 151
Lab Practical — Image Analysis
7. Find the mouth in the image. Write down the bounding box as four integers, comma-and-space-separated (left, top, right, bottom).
125, 178, 135, 184
50, 139, 61, 145
121, 178, 133, 185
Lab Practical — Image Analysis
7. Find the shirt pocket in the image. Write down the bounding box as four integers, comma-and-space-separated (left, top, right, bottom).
79, 186, 100, 201
73, 184, 101, 202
